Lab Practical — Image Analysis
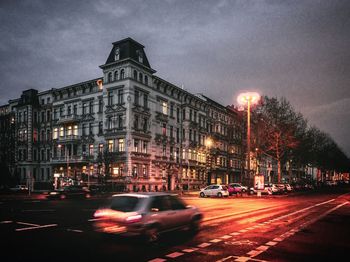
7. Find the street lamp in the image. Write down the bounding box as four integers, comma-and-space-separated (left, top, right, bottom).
58, 144, 69, 180
205, 137, 213, 185
237, 92, 260, 187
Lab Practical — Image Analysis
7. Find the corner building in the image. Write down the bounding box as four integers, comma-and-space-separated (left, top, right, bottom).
1, 38, 244, 191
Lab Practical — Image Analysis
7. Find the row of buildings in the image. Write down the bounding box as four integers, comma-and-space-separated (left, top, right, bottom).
0, 38, 278, 191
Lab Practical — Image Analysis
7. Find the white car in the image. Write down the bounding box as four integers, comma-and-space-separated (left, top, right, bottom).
199, 185, 229, 198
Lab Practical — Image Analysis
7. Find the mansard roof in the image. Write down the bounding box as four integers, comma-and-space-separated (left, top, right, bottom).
101, 37, 154, 72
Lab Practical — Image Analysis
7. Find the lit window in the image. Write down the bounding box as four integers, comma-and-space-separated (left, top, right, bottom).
89, 144, 94, 155
108, 140, 114, 152
73, 125, 78, 136
59, 127, 64, 137
67, 126, 72, 136
142, 141, 148, 153
99, 143, 103, 153
53, 128, 58, 139
162, 101, 168, 115
118, 139, 124, 152
134, 139, 139, 152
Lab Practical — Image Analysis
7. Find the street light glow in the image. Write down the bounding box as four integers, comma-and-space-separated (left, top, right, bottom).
205, 137, 213, 148
237, 92, 261, 106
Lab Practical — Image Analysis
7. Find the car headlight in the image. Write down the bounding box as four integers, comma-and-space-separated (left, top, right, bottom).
50, 192, 58, 195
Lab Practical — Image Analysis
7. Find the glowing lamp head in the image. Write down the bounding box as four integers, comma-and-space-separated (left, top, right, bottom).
96, 79, 103, 91
237, 92, 260, 106
205, 137, 213, 148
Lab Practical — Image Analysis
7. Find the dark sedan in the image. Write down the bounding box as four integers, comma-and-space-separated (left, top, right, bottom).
47, 185, 91, 200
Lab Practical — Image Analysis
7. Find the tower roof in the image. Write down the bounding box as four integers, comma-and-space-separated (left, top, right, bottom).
101, 37, 154, 72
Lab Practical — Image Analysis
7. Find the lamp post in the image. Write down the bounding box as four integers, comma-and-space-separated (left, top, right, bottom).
205, 137, 213, 185
237, 92, 260, 187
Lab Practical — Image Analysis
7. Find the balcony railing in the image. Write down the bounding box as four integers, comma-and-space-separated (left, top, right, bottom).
55, 135, 80, 142
57, 114, 81, 124
155, 112, 168, 122
51, 155, 94, 163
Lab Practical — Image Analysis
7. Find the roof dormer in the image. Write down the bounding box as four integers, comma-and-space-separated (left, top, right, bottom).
100, 37, 156, 73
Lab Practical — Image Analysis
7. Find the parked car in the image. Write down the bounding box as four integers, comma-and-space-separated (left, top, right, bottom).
249, 184, 273, 195
275, 183, 288, 193
228, 183, 248, 195
93, 192, 202, 243
47, 185, 91, 200
284, 183, 293, 192
88, 184, 107, 195
9, 185, 28, 192
199, 185, 229, 198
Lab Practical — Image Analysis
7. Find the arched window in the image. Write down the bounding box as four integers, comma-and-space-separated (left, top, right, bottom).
139, 73, 143, 83
114, 71, 118, 81
133, 70, 137, 80
108, 72, 112, 82
120, 69, 125, 79
144, 75, 148, 85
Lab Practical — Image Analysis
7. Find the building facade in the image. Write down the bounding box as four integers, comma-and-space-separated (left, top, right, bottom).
1, 38, 244, 191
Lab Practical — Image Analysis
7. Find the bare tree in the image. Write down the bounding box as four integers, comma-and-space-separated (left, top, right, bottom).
252, 97, 300, 183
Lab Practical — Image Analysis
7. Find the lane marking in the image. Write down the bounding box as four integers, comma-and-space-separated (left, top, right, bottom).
166, 252, 183, 258
256, 245, 269, 251
16, 224, 57, 231
67, 229, 83, 233
247, 250, 264, 257
17, 221, 41, 227
210, 239, 222, 243
182, 248, 196, 253
221, 235, 232, 239
0, 220, 13, 224
246, 201, 348, 259
216, 255, 268, 262
197, 242, 211, 248
273, 237, 284, 242
148, 259, 166, 262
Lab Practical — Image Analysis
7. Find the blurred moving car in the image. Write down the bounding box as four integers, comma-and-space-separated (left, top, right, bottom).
199, 185, 229, 197
9, 185, 28, 192
47, 185, 91, 200
93, 193, 202, 243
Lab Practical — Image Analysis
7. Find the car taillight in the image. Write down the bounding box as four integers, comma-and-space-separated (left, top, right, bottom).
125, 214, 142, 223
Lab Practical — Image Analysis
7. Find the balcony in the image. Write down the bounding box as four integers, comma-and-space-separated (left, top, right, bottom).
104, 127, 125, 137
155, 112, 168, 122
55, 135, 80, 143
51, 155, 93, 163
57, 114, 81, 124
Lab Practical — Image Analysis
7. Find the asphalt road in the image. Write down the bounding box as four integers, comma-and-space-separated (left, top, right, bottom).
1, 187, 349, 262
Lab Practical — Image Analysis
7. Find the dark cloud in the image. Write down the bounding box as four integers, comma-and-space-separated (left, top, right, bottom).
0, 0, 349, 156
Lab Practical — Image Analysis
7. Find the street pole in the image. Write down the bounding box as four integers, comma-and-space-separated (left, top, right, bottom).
187, 159, 190, 192
237, 92, 260, 188
247, 98, 251, 186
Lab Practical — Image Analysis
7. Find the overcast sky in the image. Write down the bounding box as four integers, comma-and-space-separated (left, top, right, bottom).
0, 0, 349, 156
